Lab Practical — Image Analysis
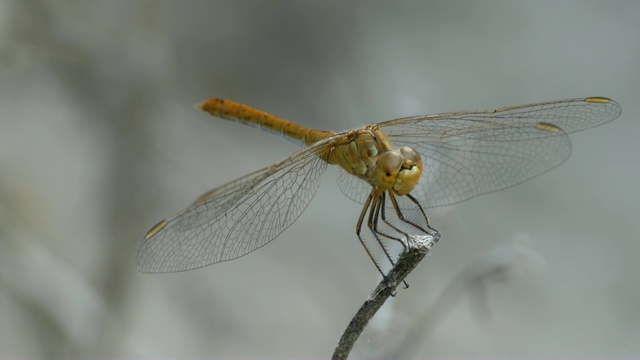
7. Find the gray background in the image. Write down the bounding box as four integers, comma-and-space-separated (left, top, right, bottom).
1, 0, 638, 358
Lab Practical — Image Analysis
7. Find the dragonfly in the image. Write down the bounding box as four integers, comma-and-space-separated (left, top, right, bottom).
137, 96, 621, 277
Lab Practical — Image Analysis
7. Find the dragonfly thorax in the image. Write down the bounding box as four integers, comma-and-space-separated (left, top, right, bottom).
371, 146, 423, 195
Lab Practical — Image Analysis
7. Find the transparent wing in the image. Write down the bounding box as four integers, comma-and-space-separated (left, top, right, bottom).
137, 138, 335, 273
339, 97, 621, 208
337, 166, 373, 205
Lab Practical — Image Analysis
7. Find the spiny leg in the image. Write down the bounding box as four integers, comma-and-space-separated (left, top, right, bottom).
388, 192, 430, 235
368, 193, 410, 287
379, 192, 410, 248
368, 193, 402, 266
369, 194, 405, 291
355, 192, 387, 280
405, 193, 438, 234
370, 192, 410, 289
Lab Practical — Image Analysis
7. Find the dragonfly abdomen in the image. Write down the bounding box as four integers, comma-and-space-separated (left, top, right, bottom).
199, 98, 333, 147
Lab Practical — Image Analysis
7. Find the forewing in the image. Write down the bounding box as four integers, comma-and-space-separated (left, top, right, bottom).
366, 97, 622, 208
137, 140, 332, 273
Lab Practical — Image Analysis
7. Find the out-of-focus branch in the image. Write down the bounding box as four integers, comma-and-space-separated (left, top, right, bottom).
383, 239, 542, 358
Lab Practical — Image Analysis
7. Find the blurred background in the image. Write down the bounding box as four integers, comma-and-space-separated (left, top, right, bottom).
1, 0, 639, 358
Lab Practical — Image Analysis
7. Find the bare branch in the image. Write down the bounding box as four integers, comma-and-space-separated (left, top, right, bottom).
332, 232, 440, 360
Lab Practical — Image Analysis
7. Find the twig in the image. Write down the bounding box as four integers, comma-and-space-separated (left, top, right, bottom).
332, 232, 440, 360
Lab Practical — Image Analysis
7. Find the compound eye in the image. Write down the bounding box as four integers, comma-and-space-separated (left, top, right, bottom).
399, 147, 421, 165
379, 151, 403, 177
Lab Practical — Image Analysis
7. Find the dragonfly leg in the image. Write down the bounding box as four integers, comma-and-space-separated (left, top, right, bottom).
388, 192, 436, 236
370, 193, 410, 289
379, 192, 410, 249
405, 193, 439, 235
356, 193, 387, 280
370, 194, 404, 253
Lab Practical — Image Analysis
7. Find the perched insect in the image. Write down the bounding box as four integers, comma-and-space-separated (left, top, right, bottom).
137, 97, 621, 277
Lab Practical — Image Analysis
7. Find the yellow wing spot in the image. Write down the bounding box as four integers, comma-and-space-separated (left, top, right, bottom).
194, 189, 216, 206
585, 97, 610, 104
536, 122, 562, 133
145, 219, 168, 240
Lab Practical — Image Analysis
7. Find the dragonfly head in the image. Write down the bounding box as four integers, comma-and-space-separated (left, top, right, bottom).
373, 146, 423, 195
